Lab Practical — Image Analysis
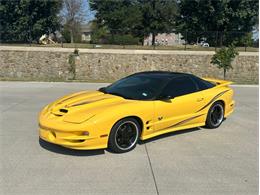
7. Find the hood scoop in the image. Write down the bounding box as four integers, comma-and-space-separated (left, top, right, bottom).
51, 108, 68, 117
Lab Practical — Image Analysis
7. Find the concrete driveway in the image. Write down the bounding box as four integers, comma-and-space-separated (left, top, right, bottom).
0, 82, 258, 195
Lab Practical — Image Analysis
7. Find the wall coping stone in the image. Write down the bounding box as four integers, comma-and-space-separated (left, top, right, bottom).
0, 46, 258, 56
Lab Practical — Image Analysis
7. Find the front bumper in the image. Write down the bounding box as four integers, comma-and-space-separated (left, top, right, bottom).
39, 125, 108, 150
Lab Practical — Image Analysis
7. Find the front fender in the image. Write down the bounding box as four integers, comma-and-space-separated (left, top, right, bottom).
87, 100, 155, 137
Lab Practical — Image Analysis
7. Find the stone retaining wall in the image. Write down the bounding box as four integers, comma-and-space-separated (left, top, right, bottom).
0, 46, 258, 83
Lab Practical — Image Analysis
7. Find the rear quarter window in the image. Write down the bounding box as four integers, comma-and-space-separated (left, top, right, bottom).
190, 76, 216, 90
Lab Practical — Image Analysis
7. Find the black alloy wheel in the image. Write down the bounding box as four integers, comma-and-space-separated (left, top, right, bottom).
108, 118, 140, 153
206, 101, 224, 128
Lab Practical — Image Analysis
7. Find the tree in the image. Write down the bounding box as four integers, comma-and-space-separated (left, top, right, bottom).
90, 20, 109, 44
137, 0, 178, 45
90, 19, 140, 45
177, 0, 259, 46
241, 32, 254, 50
61, 0, 86, 43
0, 0, 62, 43
89, 0, 143, 36
89, 0, 178, 45
211, 44, 239, 79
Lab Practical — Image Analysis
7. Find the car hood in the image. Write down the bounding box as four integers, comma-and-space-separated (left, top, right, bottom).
48, 90, 127, 123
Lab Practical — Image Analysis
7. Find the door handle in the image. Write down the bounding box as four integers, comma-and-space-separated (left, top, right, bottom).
197, 98, 204, 102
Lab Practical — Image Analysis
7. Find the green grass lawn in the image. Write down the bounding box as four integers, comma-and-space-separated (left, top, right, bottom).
0, 43, 258, 52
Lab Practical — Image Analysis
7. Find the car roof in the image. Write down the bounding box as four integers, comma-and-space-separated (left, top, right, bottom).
131, 71, 193, 79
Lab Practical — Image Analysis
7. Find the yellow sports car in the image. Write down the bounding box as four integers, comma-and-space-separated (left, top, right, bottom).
39, 71, 234, 153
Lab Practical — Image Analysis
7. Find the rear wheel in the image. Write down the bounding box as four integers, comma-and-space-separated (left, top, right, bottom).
108, 118, 140, 153
205, 102, 224, 128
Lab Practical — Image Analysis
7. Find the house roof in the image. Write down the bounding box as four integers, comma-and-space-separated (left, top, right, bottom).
81, 23, 92, 33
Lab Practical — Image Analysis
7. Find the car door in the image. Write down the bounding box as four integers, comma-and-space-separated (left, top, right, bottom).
153, 76, 206, 132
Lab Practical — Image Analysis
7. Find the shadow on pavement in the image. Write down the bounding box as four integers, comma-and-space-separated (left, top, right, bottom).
39, 138, 105, 156
139, 127, 202, 144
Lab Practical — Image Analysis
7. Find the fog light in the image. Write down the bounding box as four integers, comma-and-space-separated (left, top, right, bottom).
82, 131, 89, 136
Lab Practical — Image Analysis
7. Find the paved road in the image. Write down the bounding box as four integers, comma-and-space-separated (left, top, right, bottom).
0, 82, 258, 195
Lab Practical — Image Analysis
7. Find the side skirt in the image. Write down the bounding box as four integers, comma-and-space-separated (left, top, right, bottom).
140, 122, 205, 140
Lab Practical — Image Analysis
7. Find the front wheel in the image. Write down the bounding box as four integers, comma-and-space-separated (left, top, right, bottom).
108, 118, 140, 153
205, 102, 224, 128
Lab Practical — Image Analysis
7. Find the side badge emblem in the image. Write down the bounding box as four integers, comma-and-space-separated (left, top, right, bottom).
158, 116, 163, 121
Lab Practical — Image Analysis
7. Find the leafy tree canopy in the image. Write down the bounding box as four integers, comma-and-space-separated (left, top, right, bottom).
177, 0, 259, 46
138, 0, 178, 44
0, 0, 62, 43
90, 0, 143, 34
89, 0, 178, 45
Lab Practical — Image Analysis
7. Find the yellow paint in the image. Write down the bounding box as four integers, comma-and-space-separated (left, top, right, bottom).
39, 78, 234, 150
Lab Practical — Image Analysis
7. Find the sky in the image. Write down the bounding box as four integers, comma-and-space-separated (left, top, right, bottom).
84, 0, 95, 22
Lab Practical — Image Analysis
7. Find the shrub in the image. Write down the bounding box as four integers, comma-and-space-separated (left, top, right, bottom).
107, 34, 140, 45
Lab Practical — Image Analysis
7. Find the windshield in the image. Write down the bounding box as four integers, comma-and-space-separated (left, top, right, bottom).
100, 74, 170, 100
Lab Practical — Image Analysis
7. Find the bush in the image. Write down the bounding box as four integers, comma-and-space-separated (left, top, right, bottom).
91, 33, 140, 45
107, 34, 140, 45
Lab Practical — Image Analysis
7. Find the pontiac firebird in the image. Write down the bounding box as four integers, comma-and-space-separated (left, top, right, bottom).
39, 71, 234, 153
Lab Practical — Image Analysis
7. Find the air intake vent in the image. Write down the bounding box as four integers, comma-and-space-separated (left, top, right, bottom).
59, 109, 68, 113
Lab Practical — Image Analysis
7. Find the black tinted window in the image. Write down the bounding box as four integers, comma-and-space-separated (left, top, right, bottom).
190, 76, 215, 90
104, 75, 169, 100
160, 76, 198, 98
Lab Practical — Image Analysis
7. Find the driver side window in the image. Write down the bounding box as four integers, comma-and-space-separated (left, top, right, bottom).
161, 76, 198, 98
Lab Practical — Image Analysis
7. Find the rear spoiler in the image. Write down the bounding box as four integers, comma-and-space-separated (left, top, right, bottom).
203, 78, 233, 88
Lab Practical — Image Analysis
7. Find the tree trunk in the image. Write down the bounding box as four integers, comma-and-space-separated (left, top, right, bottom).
152, 32, 156, 46
224, 69, 226, 80
215, 31, 218, 51
219, 32, 223, 48
28, 25, 32, 46
70, 29, 74, 43
111, 32, 115, 43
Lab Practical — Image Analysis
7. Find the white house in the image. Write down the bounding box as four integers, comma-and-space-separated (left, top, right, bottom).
80, 23, 92, 42
144, 32, 184, 46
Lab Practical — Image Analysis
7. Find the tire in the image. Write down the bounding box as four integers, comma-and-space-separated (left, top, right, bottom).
108, 118, 141, 153
205, 101, 224, 129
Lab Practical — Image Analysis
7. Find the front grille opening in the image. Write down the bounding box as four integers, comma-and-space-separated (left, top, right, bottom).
59, 109, 68, 113
64, 139, 85, 143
